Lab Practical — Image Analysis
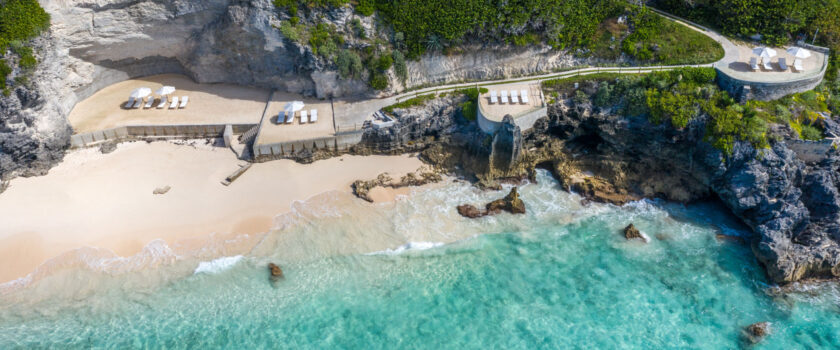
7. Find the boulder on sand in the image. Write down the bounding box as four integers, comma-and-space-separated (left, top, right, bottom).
457, 187, 527, 218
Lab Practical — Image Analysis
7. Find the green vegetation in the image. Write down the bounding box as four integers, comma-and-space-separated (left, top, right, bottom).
0, 59, 11, 89
460, 100, 476, 121
542, 67, 833, 155
393, 50, 407, 83
382, 93, 436, 113
336, 49, 364, 79
0, 0, 50, 50
621, 8, 724, 64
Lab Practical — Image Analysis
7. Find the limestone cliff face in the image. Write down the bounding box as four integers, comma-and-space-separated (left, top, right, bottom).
1, 0, 598, 179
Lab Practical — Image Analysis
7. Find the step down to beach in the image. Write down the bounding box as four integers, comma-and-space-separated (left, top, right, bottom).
221, 163, 252, 186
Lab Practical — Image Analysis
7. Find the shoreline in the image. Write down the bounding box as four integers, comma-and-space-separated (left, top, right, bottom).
0, 141, 429, 284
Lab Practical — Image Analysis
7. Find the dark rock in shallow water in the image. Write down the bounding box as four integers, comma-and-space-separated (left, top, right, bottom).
743, 322, 770, 343
457, 204, 484, 218
715, 234, 746, 245
457, 187, 527, 218
268, 263, 284, 280
486, 187, 526, 215
623, 224, 646, 242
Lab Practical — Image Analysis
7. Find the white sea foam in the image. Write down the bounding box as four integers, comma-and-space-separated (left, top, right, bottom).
367, 242, 446, 255
193, 255, 244, 275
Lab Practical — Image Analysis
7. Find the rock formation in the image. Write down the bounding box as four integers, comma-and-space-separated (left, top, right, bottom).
623, 224, 646, 242
351, 167, 443, 202
743, 322, 770, 344
268, 263, 284, 279
457, 187, 526, 218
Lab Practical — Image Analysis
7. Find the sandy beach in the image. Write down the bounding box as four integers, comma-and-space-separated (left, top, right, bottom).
0, 141, 425, 283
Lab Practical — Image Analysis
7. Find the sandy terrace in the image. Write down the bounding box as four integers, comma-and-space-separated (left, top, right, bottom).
254, 92, 335, 146
717, 45, 827, 82
68, 74, 270, 133
479, 83, 544, 122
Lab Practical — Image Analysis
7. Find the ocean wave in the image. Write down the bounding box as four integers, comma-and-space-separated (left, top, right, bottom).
193, 255, 244, 275
367, 241, 446, 255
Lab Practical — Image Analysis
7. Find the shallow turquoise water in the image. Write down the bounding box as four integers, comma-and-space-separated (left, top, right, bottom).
2, 171, 840, 349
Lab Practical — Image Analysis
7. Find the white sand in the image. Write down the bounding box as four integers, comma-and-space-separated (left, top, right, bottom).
0, 142, 424, 283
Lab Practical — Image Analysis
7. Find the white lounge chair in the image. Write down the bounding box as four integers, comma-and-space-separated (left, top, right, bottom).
778, 58, 789, 71
132, 98, 143, 109
310, 109, 317, 123
300, 110, 308, 124
285, 111, 295, 124
510, 90, 519, 104
144, 97, 155, 109
157, 96, 167, 109
750, 57, 759, 71
179, 96, 188, 109
124, 97, 136, 109
762, 58, 773, 71
793, 59, 804, 72
169, 96, 179, 109
490, 91, 498, 104
500, 90, 509, 104
520, 89, 529, 104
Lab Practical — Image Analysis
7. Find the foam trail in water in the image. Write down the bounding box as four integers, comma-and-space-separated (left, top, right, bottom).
367, 242, 445, 255
193, 255, 244, 275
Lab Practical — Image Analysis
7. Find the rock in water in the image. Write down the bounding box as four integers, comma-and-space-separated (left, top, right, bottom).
623, 224, 646, 242
486, 187, 526, 214
457, 204, 484, 218
268, 263, 284, 279
152, 186, 171, 195
743, 322, 770, 343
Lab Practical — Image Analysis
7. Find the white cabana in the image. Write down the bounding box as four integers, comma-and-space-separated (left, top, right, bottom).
284, 101, 305, 114
786, 47, 811, 59
156, 86, 176, 96
129, 87, 152, 99
752, 47, 777, 59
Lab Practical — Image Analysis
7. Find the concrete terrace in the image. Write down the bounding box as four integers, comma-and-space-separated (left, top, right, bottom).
68, 74, 269, 133
478, 83, 544, 123
715, 44, 828, 83
254, 93, 335, 145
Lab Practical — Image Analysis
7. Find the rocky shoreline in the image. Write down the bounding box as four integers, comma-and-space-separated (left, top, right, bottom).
350, 84, 840, 286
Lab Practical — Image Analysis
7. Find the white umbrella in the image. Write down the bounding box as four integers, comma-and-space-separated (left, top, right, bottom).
129, 87, 152, 99
752, 47, 778, 59
786, 47, 811, 59
284, 101, 305, 114
156, 86, 176, 96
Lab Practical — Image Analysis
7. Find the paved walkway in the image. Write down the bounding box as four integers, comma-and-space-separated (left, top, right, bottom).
334, 8, 743, 130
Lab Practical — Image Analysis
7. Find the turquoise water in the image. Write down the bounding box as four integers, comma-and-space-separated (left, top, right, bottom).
2, 171, 840, 349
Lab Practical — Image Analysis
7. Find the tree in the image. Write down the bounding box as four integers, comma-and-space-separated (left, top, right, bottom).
393, 50, 408, 83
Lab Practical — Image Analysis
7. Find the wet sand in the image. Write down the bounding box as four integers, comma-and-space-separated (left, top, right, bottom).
0, 141, 425, 283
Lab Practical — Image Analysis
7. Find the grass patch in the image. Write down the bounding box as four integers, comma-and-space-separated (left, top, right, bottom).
383, 93, 436, 113
622, 8, 724, 65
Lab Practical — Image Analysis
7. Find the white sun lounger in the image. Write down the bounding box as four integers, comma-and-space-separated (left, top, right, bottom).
124, 97, 136, 109
793, 59, 804, 72
132, 98, 143, 109
520, 89, 529, 104
169, 96, 179, 109
500, 90, 509, 104
285, 111, 295, 124
510, 90, 519, 104
749, 57, 759, 71
300, 110, 308, 124
490, 91, 498, 104
778, 58, 789, 71
144, 97, 155, 109
157, 96, 167, 109
310, 109, 317, 123
762, 58, 773, 71
179, 96, 188, 108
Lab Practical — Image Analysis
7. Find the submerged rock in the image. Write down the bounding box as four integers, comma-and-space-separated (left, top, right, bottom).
715, 234, 746, 245
268, 263, 284, 280
456, 204, 484, 218
623, 224, 646, 242
743, 322, 770, 343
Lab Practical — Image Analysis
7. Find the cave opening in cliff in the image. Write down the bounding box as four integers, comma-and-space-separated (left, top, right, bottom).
567, 132, 605, 154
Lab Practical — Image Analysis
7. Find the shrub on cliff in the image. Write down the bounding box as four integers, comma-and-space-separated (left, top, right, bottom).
0, 0, 50, 50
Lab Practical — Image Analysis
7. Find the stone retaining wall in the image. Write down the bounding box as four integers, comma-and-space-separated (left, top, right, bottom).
477, 100, 548, 134
787, 139, 835, 164
69, 123, 256, 148
252, 130, 365, 161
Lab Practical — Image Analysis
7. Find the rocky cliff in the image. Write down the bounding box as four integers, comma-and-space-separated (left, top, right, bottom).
1, 0, 606, 180
359, 89, 840, 285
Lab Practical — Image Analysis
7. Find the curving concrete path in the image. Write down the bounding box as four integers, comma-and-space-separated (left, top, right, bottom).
334, 8, 741, 130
